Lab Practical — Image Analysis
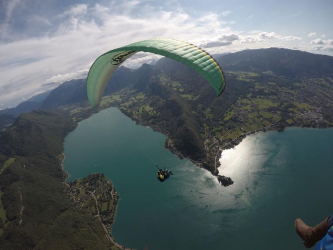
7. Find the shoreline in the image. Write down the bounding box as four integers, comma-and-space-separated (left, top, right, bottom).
60, 153, 130, 250
68, 92, 333, 184
70, 102, 333, 187
92, 105, 333, 186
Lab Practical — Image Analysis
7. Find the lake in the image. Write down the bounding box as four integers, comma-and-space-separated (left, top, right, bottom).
63, 107, 333, 250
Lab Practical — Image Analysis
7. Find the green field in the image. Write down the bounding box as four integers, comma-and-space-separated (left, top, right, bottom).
259, 111, 272, 118
180, 94, 200, 100
102, 202, 108, 212
100, 94, 122, 107
251, 98, 279, 109
294, 102, 313, 111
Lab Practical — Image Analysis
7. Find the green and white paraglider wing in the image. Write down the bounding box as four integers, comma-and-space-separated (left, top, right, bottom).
86, 38, 226, 108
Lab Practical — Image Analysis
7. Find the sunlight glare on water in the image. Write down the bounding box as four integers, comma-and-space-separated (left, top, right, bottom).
64, 109, 333, 250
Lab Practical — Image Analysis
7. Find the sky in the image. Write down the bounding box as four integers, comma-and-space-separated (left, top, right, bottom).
0, 0, 333, 109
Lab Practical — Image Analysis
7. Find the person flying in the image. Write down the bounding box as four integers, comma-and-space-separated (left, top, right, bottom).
156, 165, 173, 182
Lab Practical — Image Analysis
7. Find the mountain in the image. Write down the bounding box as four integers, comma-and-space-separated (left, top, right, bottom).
0, 114, 17, 130
92, 48, 333, 173
40, 79, 87, 110
40, 67, 139, 110
27, 90, 52, 102
1, 48, 333, 249
216, 48, 333, 78
0, 90, 51, 116
2, 101, 42, 116
1, 48, 333, 172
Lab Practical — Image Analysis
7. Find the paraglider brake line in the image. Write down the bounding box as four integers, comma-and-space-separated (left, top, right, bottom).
208, 97, 219, 109
104, 109, 157, 167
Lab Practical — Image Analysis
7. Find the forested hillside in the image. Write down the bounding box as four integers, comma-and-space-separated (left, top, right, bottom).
0, 111, 119, 250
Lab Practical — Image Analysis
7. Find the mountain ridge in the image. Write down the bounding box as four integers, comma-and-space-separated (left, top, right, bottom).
1, 48, 333, 173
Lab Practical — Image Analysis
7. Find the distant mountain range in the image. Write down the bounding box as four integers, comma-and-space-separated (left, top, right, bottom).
1, 48, 333, 131
216, 48, 333, 77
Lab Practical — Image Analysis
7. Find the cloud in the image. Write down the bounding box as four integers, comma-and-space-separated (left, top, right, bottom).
258, 32, 277, 39
325, 40, 333, 46
313, 45, 333, 52
311, 36, 333, 52
0, 0, 21, 41
28, 15, 52, 26
240, 36, 259, 43
62, 4, 88, 17
200, 33, 239, 48
246, 15, 254, 21
44, 68, 89, 84
202, 40, 232, 48
122, 52, 162, 68
281, 36, 302, 40
240, 32, 277, 43
221, 11, 231, 17
311, 38, 324, 45
324, 47, 333, 52
272, 43, 284, 48
311, 39, 332, 45
238, 31, 304, 45
308, 32, 316, 37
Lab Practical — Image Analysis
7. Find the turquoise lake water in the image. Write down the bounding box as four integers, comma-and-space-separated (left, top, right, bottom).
63, 107, 333, 250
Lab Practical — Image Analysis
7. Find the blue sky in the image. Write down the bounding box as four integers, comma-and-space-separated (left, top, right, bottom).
0, 0, 332, 109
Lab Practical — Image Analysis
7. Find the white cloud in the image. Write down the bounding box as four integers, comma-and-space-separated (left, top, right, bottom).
311, 38, 333, 45
272, 43, 284, 48
311, 38, 324, 44
324, 47, 333, 52
221, 11, 231, 17
0, 0, 21, 41
44, 68, 89, 84
281, 36, 302, 40
258, 32, 277, 39
310, 38, 333, 53
325, 40, 333, 46
308, 32, 316, 37
240, 35, 259, 43
28, 15, 52, 27
122, 52, 163, 68
199, 33, 240, 48
240, 32, 278, 43
62, 4, 88, 17
313, 45, 333, 52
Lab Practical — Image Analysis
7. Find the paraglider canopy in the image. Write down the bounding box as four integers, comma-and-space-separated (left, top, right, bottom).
86, 38, 226, 108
